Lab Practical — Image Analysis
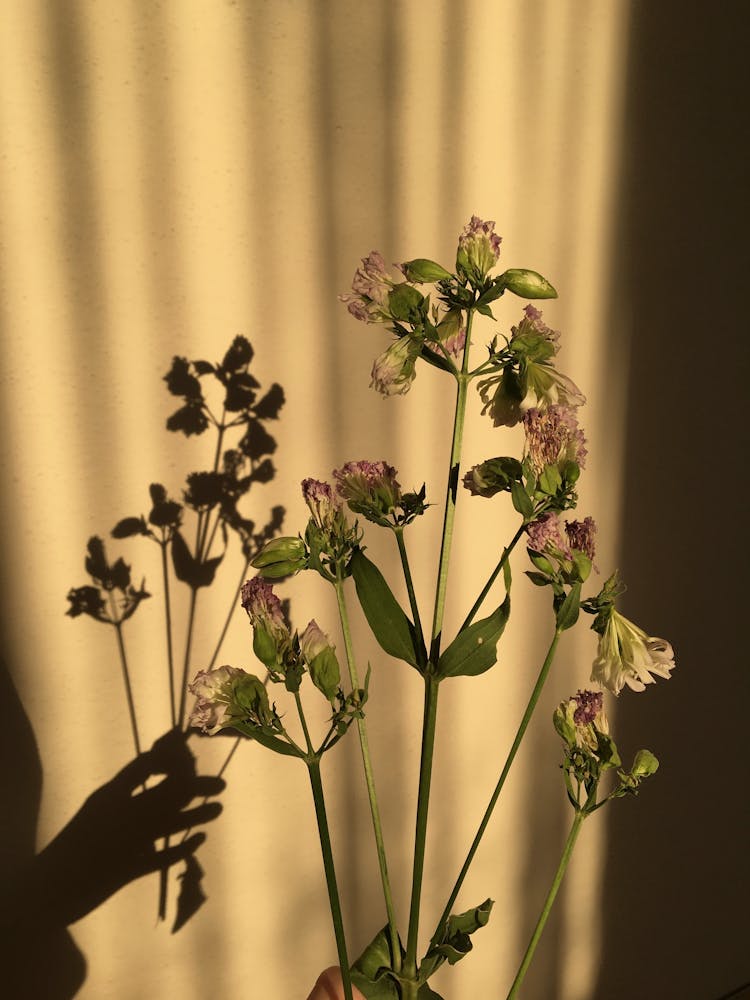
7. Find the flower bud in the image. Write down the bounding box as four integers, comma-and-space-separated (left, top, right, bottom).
499, 268, 557, 299
399, 258, 453, 283
631, 749, 659, 778
252, 536, 307, 578
300, 619, 341, 701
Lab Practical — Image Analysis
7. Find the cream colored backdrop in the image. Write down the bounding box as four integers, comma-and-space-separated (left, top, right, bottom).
1, 3, 633, 998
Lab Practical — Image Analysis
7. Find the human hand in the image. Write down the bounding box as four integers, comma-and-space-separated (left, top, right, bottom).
306, 966, 367, 1000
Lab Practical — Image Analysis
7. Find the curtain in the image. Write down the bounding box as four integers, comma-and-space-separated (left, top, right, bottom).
1, 3, 643, 998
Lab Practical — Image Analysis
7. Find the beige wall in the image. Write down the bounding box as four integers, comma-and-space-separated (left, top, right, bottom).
6, 3, 739, 999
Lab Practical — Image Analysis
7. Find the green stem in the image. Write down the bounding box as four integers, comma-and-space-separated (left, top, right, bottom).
404, 675, 440, 978
506, 810, 585, 999
459, 523, 526, 632
404, 309, 474, 981
307, 758, 354, 1000
428, 367, 471, 662
294, 690, 314, 755
394, 526, 426, 666
334, 577, 401, 973
432, 629, 561, 944
160, 540, 177, 728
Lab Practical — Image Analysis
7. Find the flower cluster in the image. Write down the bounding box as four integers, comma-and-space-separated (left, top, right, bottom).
523, 404, 587, 477
526, 513, 597, 563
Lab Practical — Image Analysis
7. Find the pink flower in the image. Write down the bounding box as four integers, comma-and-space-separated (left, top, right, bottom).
526, 512, 569, 555
188, 665, 246, 734
302, 478, 343, 531
334, 459, 401, 522
241, 576, 287, 633
370, 336, 421, 396
523, 405, 587, 476
456, 216, 502, 282
339, 251, 395, 324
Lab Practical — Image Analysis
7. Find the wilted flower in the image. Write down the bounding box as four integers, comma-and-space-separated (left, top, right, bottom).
591, 609, 675, 695
370, 336, 421, 396
565, 516, 597, 563
477, 306, 584, 427
188, 664, 248, 734
334, 459, 401, 525
526, 512, 569, 555
554, 688, 610, 753
301, 478, 340, 527
241, 576, 286, 633
523, 405, 587, 476
456, 215, 502, 283
339, 251, 395, 324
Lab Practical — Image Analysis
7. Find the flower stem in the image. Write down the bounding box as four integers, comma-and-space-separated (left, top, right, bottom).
506, 809, 585, 999
404, 309, 474, 981
431, 629, 561, 943
459, 522, 526, 632
394, 526, 426, 666
404, 674, 440, 979
307, 758, 354, 1000
428, 367, 471, 662
334, 577, 401, 973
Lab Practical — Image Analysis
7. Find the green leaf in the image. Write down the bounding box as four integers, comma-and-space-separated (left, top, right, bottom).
388, 282, 425, 321
350, 925, 402, 1000
510, 479, 534, 519
556, 582, 581, 631
417, 986, 445, 1000
538, 464, 562, 496
349, 972, 399, 1000
230, 722, 303, 758
437, 589, 510, 679
422, 898, 494, 978
350, 549, 421, 667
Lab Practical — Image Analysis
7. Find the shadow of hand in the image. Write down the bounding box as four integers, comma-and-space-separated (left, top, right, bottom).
27, 728, 224, 926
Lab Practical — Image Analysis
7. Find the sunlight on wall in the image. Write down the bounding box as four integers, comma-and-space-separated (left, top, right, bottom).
0, 2, 630, 997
